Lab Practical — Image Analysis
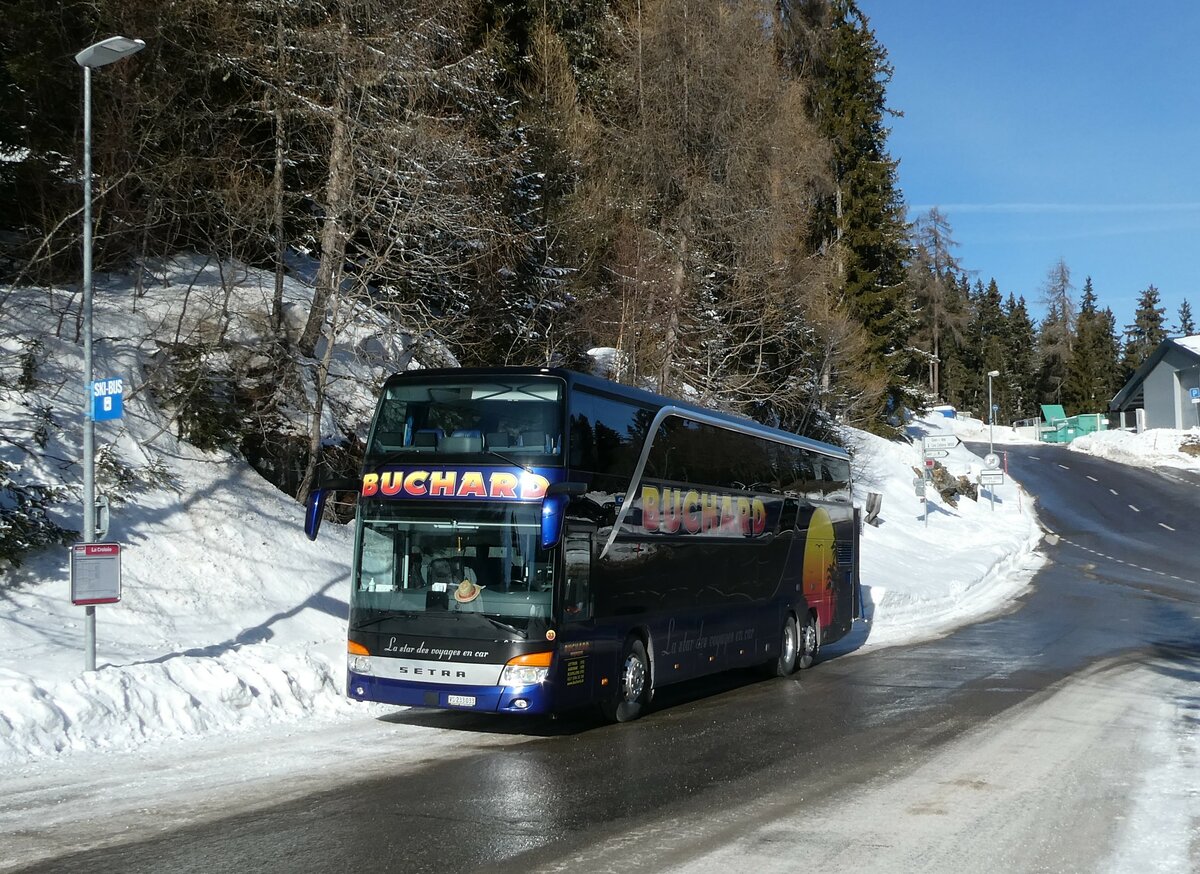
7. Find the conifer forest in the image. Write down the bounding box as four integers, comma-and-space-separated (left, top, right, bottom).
1, 0, 1193, 482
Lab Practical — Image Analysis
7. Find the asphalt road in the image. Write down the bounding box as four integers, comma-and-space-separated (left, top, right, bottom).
13, 444, 1200, 873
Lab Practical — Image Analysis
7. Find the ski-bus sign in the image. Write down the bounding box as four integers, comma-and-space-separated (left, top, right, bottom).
90, 377, 124, 421
70, 542, 122, 605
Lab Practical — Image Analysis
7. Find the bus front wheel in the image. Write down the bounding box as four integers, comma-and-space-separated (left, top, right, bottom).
602, 638, 651, 723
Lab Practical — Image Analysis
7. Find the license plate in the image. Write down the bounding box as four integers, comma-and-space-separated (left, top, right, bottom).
447, 694, 476, 707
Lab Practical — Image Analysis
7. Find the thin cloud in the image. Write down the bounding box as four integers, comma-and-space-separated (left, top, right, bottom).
910, 202, 1200, 215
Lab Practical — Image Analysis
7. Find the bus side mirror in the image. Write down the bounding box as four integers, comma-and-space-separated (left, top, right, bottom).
303, 477, 361, 541
865, 491, 883, 526
540, 482, 585, 548
304, 489, 328, 541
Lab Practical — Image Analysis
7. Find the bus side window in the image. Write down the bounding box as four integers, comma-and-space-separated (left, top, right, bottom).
569, 414, 595, 467
779, 496, 799, 531
563, 532, 592, 622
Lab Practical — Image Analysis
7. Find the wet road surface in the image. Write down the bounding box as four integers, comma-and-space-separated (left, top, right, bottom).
12, 443, 1200, 873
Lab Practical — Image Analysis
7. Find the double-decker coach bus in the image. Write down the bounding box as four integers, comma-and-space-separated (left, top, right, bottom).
305, 367, 860, 722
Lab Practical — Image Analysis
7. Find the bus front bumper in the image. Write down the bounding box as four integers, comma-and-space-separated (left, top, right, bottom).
347, 671, 554, 714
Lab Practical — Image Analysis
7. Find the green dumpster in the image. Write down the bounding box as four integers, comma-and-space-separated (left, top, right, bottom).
1038, 406, 1107, 443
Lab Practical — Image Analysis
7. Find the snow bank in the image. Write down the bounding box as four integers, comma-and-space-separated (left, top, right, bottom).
1, 259, 1046, 766
1071, 427, 1200, 470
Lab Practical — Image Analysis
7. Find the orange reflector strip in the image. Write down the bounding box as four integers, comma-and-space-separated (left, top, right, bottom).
348, 640, 369, 656
505, 651, 553, 668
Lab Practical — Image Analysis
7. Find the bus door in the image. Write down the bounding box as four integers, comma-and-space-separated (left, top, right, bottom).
555, 526, 597, 709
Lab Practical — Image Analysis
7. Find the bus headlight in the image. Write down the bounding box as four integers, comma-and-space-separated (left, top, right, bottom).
500, 651, 553, 687
348, 641, 371, 675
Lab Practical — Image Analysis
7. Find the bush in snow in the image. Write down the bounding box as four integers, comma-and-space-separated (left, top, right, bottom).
0, 460, 75, 572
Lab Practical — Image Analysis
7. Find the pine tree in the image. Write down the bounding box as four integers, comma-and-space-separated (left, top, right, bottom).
1035, 260, 1076, 406
1002, 293, 1039, 421
566, 0, 869, 436
1097, 306, 1123, 403
962, 278, 1005, 417
1038, 258, 1076, 359
1037, 302, 1070, 406
470, 0, 624, 367
780, 0, 917, 426
0, 0, 100, 279
1120, 284, 1168, 379
934, 272, 974, 409
909, 207, 968, 398
1064, 277, 1120, 413
1176, 299, 1196, 336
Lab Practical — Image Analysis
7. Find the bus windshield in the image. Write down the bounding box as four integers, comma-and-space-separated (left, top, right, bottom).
366, 378, 564, 466
352, 503, 554, 640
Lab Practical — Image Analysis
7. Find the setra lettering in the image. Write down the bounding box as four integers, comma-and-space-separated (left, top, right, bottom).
397, 666, 468, 679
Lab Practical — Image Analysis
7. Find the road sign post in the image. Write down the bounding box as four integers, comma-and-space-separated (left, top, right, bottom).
918, 436, 963, 527
979, 470, 1004, 512
83, 376, 123, 672
922, 434, 961, 450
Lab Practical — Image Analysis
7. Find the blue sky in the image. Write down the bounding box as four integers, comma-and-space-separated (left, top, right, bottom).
861, 0, 1200, 332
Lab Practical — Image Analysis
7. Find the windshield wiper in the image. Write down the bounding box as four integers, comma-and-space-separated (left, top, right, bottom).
352, 611, 419, 630
480, 614, 528, 639
482, 448, 537, 472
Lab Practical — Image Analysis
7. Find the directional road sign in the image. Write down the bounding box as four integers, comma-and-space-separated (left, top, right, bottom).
923, 449, 949, 459
922, 434, 960, 450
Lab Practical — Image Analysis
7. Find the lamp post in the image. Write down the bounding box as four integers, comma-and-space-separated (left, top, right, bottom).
75, 36, 144, 672
987, 370, 1000, 457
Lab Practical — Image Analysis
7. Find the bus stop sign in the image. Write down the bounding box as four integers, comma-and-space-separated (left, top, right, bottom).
91, 377, 124, 421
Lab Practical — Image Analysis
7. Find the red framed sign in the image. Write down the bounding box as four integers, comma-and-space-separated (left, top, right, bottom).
70, 542, 122, 605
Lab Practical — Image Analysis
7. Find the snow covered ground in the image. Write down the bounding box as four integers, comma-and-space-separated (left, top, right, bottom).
3, 263, 1199, 867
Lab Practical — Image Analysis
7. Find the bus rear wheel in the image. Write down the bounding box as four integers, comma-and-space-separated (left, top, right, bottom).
797, 611, 819, 670
763, 615, 798, 677
602, 638, 651, 723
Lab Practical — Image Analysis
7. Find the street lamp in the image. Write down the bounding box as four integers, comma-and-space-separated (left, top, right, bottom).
987, 370, 1000, 457
75, 35, 144, 672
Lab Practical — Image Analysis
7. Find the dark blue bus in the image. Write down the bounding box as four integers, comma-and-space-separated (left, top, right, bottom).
305, 367, 860, 722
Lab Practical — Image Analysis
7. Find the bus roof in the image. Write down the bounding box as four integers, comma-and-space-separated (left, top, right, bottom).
380, 367, 849, 461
